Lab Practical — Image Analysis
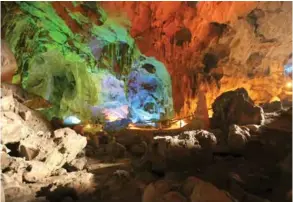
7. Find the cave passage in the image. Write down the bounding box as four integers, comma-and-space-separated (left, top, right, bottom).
1, 2, 292, 202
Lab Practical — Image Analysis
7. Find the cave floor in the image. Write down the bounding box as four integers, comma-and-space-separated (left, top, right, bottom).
1, 83, 292, 202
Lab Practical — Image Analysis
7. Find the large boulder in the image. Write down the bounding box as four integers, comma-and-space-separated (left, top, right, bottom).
211, 88, 265, 129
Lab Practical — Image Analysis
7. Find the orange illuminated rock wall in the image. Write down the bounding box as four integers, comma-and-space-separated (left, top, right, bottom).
101, 2, 292, 117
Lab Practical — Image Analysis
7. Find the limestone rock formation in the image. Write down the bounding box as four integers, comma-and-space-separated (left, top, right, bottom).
101, 2, 292, 117
127, 56, 174, 123
211, 88, 265, 129
1, 2, 174, 125
0, 84, 91, 201
228, 124, 251, 150
0, 2, 292, 202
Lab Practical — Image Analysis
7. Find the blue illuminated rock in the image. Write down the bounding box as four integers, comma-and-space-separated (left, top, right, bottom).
127, 56, 174, 124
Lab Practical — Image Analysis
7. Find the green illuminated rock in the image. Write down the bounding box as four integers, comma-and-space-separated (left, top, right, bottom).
1, 2, 174, 124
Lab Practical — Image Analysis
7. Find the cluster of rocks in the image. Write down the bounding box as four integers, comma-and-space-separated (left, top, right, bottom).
1, 84, 93, 202
134, 88, 291, 202
143, 176, 233, 202
1, 84, 291, 202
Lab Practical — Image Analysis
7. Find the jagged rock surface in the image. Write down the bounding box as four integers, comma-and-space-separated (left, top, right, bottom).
0, 84, 91, 202
211, 88, 265, 129
101, 2, 292, 116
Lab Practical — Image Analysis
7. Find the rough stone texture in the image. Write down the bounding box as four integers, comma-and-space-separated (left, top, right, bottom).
101, 2, 292, 117
1, 3, 292, 202
1, 89, 14, 112
2, 173, 33, 202
211, 88, 265, 129
1, 40, 17, 83
23, 161, 51, 182
19, 144, 40, 160
0, 83, 90, 202
127, 56, 174, 123
1, 152, 13, 171
263, 108, 292, 133
228, 124, 251, 150
1, 83, 52, 134
67, 156, 87, 171
261, 101, 283, 113
242, 124, 261, 135
45, 128, 87, 171
19, 131, 55, 161
190, 177, 233, 202
193, 130, 217, 148
1, 111, 33, 144
1, 86, 86, 169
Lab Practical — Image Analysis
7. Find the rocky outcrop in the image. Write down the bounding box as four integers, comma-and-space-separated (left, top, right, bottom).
211, 88, 265, 129
0, 84, 90, 202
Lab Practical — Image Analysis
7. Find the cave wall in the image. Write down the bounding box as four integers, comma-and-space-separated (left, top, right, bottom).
1, 1, 292, 122
1, 2, 174, 124
101, 1, 292, 117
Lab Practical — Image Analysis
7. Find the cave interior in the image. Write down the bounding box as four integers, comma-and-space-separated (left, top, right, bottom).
0, 1, 292, 202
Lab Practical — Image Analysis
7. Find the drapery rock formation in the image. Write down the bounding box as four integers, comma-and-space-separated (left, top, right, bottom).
101, 1, 292, 117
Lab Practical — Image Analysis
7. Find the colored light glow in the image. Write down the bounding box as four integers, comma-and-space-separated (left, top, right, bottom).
270, 96, 280, 103
128, 119, 188, 130
83, 123, 103, 134
284, 64, 292, 75
4, 2, 175, 125
286, 81, 292, 89
101, 105, 129, 122
63, 116, 81, 125
127, 57, 174, 124
169, 119, 187, 129
208, 110, 214, 118
84, 124, 92, 129
127, 123, 142, 130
